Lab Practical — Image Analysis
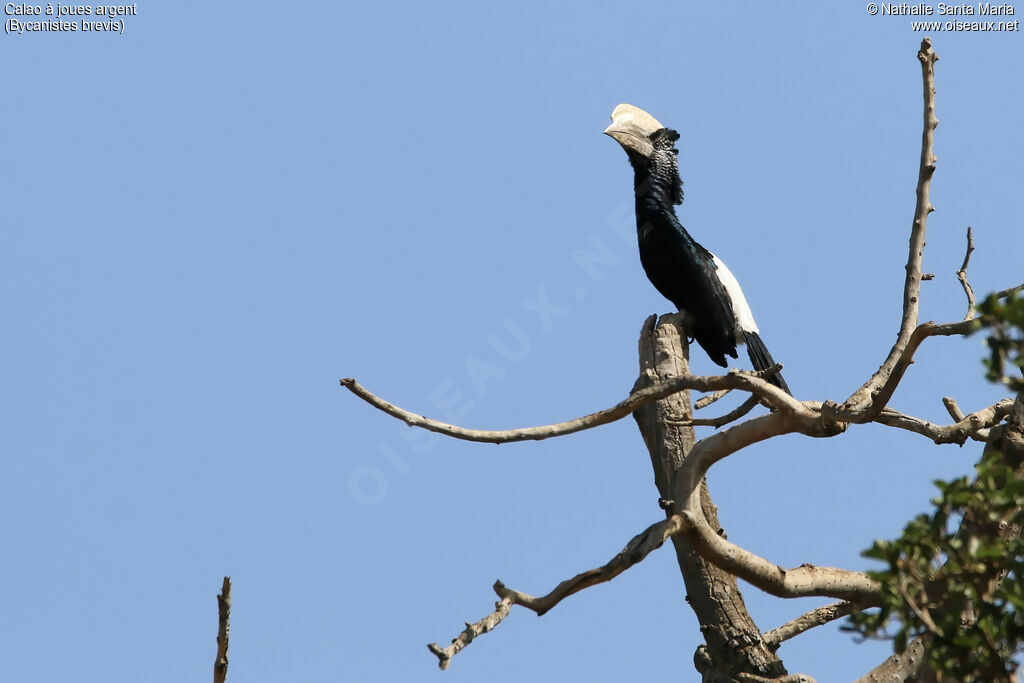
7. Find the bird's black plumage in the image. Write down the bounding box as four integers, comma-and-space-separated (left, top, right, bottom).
605, 107, 791, 394
627, 128, 739, 367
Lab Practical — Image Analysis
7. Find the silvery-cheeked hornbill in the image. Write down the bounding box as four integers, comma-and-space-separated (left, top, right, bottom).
604, 103, 791, 395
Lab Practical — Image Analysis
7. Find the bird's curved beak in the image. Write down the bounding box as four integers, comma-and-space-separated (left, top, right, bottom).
603, 103, 664, 158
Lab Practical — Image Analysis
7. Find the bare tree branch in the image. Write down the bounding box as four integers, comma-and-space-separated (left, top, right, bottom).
763, 602, 854, 648
677, 506, 880, 603
735, 674, 818, 683
830, 282, 1019, 427
669, 322, 999, 602
842, 38, 940, 419
426, 516, 684, 669
214, 577, 231, 683
696, 388, 731, 409
368, 311, 998, 661
957, 226, 976, 321
427, 596, 513, 671
660, 403, 873, 603
494, 516, 684, 615
695, 365, 785, 410
831, 318, 981, 425
994, 283, 1024, 300
340, 365, 803, 445
942, 396, 966, 421
633, 314, 789, 679
897, 580, 942, 636
856, 636, 933, 683
874, 398, 1013, 445
685, 395, 761, 428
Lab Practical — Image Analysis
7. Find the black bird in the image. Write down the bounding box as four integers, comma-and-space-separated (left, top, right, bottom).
604, 103, 791, 395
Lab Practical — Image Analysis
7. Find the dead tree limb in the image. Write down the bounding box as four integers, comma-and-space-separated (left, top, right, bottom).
696, 388, 731, 409
491, 515, 684, 616
427, 515, 684, 669
427, 596, 512, 671
957, 226, 976, 320
763, 602, 854, 649
633, 314, 791, 681
840, 38, 939, 421
994, 284, 1024, 300
874, 399, 1013, 445
943, 396, 966, 421
341, 365, 800, 446
677, 501, 881, 603
856, 636, 933, 683
686, 395, 761, 428
214, 577, 231, 683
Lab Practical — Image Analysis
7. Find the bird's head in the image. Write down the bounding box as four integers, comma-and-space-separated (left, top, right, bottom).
603, 103, 668, 157
604, 103, 683, 205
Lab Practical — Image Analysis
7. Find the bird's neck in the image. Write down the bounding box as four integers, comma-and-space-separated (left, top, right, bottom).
630, 158, 684, 228
635, 174, 675, 213
626, 154, 684, 219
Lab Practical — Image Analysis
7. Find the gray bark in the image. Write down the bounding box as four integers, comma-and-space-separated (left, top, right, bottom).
632, 314, 788, 681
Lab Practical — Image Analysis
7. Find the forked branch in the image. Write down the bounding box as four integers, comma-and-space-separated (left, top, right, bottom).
874, 398, 1013, 445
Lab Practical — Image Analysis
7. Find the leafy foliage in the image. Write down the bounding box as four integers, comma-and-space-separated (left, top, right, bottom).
845, 291, 1024, 681
845, 453, 1024, 680
978, 291, 1024, 392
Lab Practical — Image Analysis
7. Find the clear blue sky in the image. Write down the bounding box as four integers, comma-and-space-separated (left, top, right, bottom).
2, 2, 1021, 681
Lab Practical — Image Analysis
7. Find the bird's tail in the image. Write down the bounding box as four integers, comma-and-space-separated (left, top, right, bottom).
742, 330, 792, 396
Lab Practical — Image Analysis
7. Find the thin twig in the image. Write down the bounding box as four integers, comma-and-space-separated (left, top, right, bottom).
842, 38, 939, 419
763, 602, 854, 648
696, 389, 731, 410
341, 365, 802, 445
957, 226, 976, 320
942, 396, 966, 421
993, 283, 1024, 300
214, 577, 231, 683
897, 581, 942, 636
495, 515, 684, 615
427, 516, 683, 669
693, 364, 784, 410
427, 596, 512, 671
680, 395, 761, 428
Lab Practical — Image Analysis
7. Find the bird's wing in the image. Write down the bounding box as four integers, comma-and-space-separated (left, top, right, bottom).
709, 254, 759, 335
